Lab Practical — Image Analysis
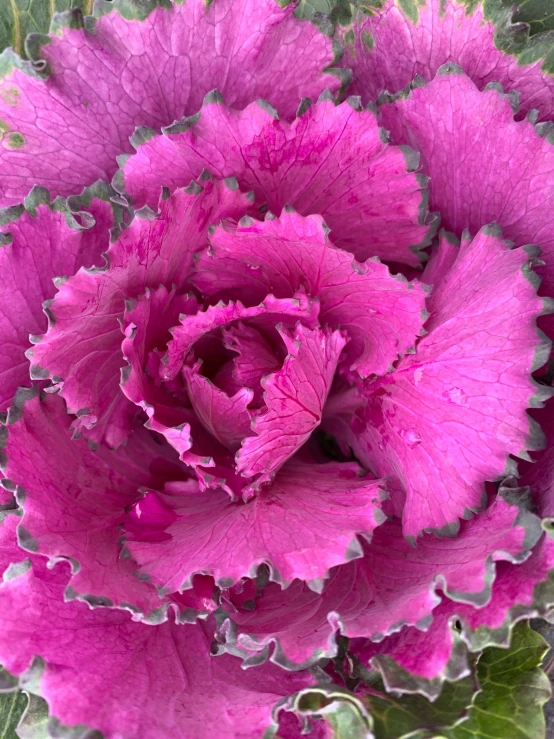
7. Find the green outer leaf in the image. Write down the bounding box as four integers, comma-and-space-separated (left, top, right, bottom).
0, 1, 93, 58
444, 621, 551, 739
0, 689, 27, 739
514, 0, 554, 34
271, 620, 552, 739
265, 685, 375, 739
365, 669, 478, 739
294, 0, 355, 25
93, 0, 173, 22
11, 693, 49, 739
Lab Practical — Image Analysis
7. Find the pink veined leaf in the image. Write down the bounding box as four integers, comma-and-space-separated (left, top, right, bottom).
216, 323, 281, 405
343, 0, 554, 120
125, 459, 387, 593
196, 210, 428, 378
380, 66, 554, 341
120, 287, 261, 490
351, 521, 554, 696
237, 324, 347, 493
0, 389, 186, 620
183, 362, 253, 451
28, 179, 251, 447
349, 605, 467, 691
119, 97, 434, 265
216, 494, 539, 677
420, 230, 460, 289
162, 290, 320, 382
0, 514, 315, 739
0, 0, 341, 206
355, 227, 551, 538
120, 284, 212, 468
0, 185, 114, 412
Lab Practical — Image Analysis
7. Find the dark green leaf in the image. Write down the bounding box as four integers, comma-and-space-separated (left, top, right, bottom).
0, 0, 93, 58
306, 620, 552, 739
0, 689, 27, 739
366, 671, 478, 739
443, 621, 551, 739
15, 693, 50, 739
514, 0, 554, 34
294, 0, 355, 25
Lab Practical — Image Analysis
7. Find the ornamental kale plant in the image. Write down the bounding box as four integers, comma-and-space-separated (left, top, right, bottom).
0, 0, 554, 737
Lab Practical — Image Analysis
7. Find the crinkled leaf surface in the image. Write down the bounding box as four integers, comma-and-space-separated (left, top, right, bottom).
0, 185, 114, 411
236, 325, 346, 489
350, 524, 554, 709
2, 390, 182, 618
0, 515, 315, 739
162, 291, 318, 382
361, 670, 478, 739
30, 179, 250, 445
126, 459, 386, 592
355, 227, 548, 537
218, 495, 537, 674
195, 211, 428, 378
380, 67, 554, 340
0, 0, 340, 205
120, 97, 432, 265
344, 0, 554, 120
272, 622, 550, 739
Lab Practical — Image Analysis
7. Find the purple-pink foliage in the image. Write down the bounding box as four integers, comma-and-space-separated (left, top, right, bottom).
0, 1, 554, 737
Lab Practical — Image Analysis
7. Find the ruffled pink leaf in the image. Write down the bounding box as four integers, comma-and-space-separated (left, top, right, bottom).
454, 529, 554, 641
1, 390, 177, 618
184, 363, 253, 451
421, 231, 460, 288
196, 211, 428, 377
237, 324, 346, 491
29, 179, 250, 445
0, 189, 113, 411
521, 394, 554, 517
217, 324, 281, 404
120, 285, 208, 465
126, 459, 386, 592
0, 0, 340, 206
121, 97, 432, 265
353, 523, 554, 691
344, 0, 554, 120
217, 495, 538, 671
380, 67, 554, 339
0, 511, 28, 575
121, 291, 248, 488
350, 605, 465, 689
0, 519, 314, 738
162, 290, 319, 381
356, 226, 548, 538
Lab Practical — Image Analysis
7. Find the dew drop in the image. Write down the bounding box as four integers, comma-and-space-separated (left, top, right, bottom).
400, 428, 422, 447
446, 387, 467, 405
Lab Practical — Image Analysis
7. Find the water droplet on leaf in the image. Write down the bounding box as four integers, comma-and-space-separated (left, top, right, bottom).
400, 428, 422, 447
445, 387, 467, 405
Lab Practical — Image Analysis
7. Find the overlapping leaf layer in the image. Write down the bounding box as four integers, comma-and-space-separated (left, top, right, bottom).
0, 1, 554, 737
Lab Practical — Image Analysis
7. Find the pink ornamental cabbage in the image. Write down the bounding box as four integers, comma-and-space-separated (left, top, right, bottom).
0, 1, 553, 737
